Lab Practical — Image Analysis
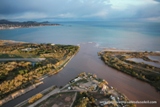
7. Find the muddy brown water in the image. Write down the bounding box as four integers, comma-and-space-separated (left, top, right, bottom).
2, 43, 160, 107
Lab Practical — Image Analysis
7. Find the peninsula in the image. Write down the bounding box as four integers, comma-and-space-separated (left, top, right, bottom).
0, 40, 79, 105
99, 49, 160, 91
0, 19, 59, 30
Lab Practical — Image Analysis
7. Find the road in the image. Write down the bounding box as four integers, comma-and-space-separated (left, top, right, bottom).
0, 58, 46, 62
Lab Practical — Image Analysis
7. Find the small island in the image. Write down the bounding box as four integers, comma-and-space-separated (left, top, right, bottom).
0, 19, 60, 30
0, 40, 79, 105
98, 49, 160, 91
15, 72, 135, 107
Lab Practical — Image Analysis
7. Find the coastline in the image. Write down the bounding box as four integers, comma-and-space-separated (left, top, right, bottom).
1, 42, 160, 107
0, 19, 60, 30
0, 25, 60, 30
100, 48, 160, 53
99, 49, 160, 91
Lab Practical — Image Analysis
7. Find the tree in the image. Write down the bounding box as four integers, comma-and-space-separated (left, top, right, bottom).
19, 70, 24, 75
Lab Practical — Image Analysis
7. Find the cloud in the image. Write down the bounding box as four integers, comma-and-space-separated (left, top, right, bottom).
153, 0, 160, 2
104, 0, 160, 21
13, 12, 48, 19
0, 0, 110, 20
0, 0, 160, 21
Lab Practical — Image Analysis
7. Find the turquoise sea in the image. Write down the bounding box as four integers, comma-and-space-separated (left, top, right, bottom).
0, 21, 160, 51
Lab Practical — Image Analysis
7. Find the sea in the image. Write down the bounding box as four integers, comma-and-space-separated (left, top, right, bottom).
0, 21, 160, 51
1, 21, 160, 107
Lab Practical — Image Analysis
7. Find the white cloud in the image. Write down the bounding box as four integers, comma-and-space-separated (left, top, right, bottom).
82, 11, 108, 19
54, 13, 76, 18
143, 16, 160, 21
13, 12, 48, 20
110, 0, 159, 10
0, 0, 159, 21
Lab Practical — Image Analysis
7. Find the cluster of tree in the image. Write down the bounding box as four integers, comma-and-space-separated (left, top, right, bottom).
0, 61, 32, 81
0, 61, 59, 99
0, 42, 79, 99
28, 93, 43, 104
0, 42, 79, 58
73, 92, 97, 107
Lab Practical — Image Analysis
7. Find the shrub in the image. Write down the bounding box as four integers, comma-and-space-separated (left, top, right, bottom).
28, 93, 43, 104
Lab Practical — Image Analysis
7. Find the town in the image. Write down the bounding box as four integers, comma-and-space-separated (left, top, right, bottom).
15, 72, 135, 107
0, 19, 59, 30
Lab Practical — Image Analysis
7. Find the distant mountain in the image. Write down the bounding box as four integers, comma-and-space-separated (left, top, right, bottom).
0, 19, 59, 30
0, 19, 14, 24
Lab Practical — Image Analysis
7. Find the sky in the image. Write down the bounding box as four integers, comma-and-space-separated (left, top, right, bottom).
0, 0, 160, 21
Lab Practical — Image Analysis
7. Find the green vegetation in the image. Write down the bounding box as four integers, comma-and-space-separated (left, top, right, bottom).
99, 51, 160, 91
0, 40, 79, 99
73, 92, 96, 107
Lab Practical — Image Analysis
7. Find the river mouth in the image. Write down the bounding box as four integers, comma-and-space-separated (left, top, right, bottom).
2, 42, 160, 107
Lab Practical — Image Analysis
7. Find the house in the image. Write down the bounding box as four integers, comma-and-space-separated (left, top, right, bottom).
68, 87, 72, 90
110, 95, 115, 100
74, 77, 81, 82
69, 77, 81, 83
99, 101, 108, 106
21, 48, 32, 51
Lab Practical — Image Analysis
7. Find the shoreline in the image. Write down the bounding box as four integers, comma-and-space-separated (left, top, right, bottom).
0, 20, 60, 30
0, 25, 60, 30
80, 42, 160, 52
99, 49, 160, 91
1, 40, 160, 53
1, 42, 160, 107
100, 48, 160, 53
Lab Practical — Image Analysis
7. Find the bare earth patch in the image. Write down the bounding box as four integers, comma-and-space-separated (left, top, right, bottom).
36, 92, 75, 107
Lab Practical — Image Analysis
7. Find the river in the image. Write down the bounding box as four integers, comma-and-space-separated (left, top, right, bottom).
2, 43, 160, 107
